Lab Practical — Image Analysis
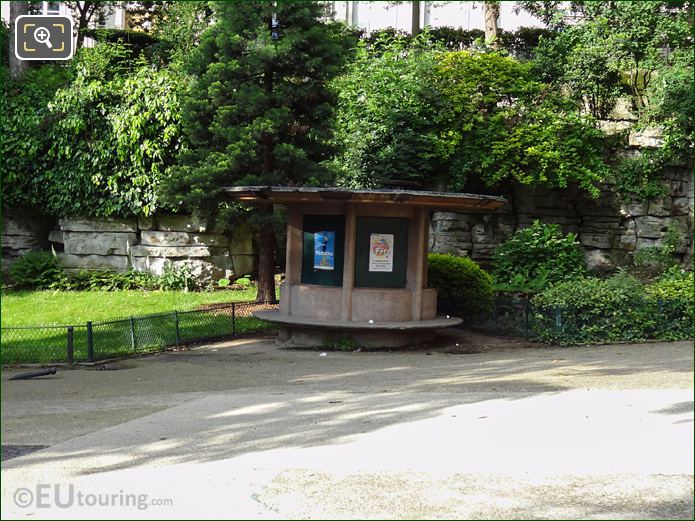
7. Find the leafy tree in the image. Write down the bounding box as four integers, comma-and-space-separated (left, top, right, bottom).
150, 1, 214, 67
529, 1, 692, 118
161, 1, 350, 302
331, 38, 448, 188
332, 39, 608, 195
436, 50, 607, 194
0, 65, 71, 210
524, 1, 693, 201
63, 1, 119, 49
1, 43, 185, 217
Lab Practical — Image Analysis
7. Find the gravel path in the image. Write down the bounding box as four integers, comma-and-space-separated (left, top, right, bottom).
1, 332, 692, 519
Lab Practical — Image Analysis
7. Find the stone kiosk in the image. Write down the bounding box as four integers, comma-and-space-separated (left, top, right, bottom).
225, 187, 506, 347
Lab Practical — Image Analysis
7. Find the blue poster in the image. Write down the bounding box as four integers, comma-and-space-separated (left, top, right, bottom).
313, 231, 335, 270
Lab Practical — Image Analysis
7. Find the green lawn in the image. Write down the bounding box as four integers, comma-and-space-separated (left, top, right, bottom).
1, 288, 260, 326
1, 289, 278, 364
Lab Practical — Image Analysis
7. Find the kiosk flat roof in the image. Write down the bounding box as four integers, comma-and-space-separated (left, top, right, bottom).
224, 186, 507, 212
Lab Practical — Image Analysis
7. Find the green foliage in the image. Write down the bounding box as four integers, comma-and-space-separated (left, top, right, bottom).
0, 65, 72, 210
234, 277, 252, 287
633, 221, 685, 277
532, 269, 693, 345
157, 263, 196, 291
634, 245, 679, 275
161, 1, 351, 217
492, 221, 585, 290
45, 44, 185, 217
332, 41, 608, 193
49, 265, 199, 292
358, 26, 552, 58
646, 268, 694, 340
525, 1, 693, 202
1, 43, 185, 217
81, 28, 159, 56
494, 269, 553, 294
331, 37, 447, 188
436, 51, 608, 194
611, 150, 670, 202
9, 251, 63, 290
217, 278, 231, 288
51, 269, 153, 291
427, 253, 494, 317
150, 2, 214, 67
531, 272, 657, 345
0, 22, 8, 69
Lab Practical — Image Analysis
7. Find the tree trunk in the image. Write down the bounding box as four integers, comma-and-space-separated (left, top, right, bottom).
483, 1, 500, 49
256, 213, 277, 304
411, 1, 421, 37
76, 5, 89, 49
254, 13, 278, 304
9, 1, 29, 80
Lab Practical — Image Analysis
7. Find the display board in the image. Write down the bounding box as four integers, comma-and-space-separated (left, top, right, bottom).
354, 217, 408, 288
301, 215, 345, 286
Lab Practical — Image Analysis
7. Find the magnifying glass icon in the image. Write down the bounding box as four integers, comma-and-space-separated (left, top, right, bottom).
34, 26, 53, 49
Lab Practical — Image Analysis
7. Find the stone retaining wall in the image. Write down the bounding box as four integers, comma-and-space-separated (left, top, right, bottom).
430, 165, 693, 271
1, 211, 54, 277
48, 214, 256, 284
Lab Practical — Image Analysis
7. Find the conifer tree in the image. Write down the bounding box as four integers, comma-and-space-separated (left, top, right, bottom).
163, 1, 349, 302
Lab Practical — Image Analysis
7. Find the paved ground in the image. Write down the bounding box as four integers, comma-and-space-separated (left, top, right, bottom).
1, 331, 693, 519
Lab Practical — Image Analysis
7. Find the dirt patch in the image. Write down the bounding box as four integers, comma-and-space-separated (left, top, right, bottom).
195, 301, 278, 315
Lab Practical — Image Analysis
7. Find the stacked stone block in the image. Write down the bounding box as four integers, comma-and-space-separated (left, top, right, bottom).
46, 214, 256, 284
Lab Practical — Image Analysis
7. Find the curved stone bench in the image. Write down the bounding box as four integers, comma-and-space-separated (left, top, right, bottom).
254, 310, 462, 348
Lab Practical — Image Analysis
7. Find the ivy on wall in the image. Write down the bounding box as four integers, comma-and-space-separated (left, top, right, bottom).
1, 43, 185, 217
526, 0, 693, 201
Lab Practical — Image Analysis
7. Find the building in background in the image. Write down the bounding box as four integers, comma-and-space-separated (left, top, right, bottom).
1, 1, 127, 47
3, 2, 543, 38
329, 1, 543, 32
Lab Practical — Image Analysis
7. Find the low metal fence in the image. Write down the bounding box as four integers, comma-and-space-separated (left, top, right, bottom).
444, 292, 692, 346
1, 301, 278, 365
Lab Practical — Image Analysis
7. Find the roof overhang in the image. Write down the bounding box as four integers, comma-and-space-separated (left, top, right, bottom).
223, 186, 507, 212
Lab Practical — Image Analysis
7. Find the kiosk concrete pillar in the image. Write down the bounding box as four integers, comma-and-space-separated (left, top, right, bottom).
282, 205, 302, 316
341, 203, 357, 321
410, 207, 428, 321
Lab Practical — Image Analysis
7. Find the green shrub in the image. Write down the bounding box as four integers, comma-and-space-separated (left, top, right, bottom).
427, 253, 494, 317
531, 272, 658, 345
158, 263, 197, 291
51, 269, 158, 291
492, 221, 585, 291
48, 265, 199, 292
234, 276, 252, 287
632, 221, 684, 278
646, 268, 694, 340
9, 251, 63, 289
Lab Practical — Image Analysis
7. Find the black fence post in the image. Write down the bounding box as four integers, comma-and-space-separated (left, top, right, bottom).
524, 296, 530, 339
554, 307, 562, 332
174, 311, 180, 346
66, 326, 74, 368
232, 303, 236, 336
86, 321, 94, 362
130, 316, 137, 352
